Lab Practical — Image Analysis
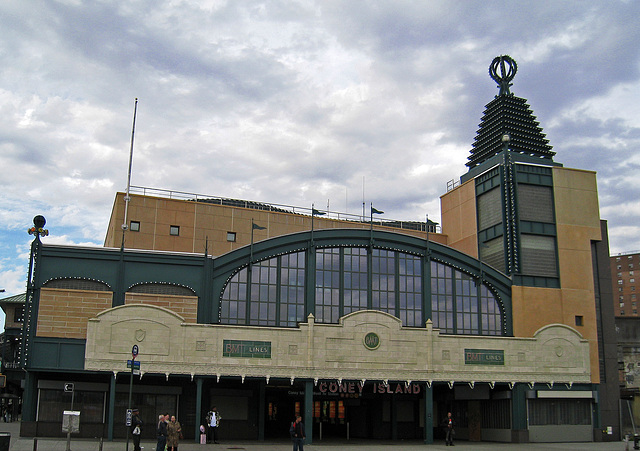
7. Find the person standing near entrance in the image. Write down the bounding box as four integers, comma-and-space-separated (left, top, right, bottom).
130, 408, 143, 451
208, 406, 221, 444
442, 411, 455, 446
167, 415, 182, 451
290, 415, 305, 451
156, 413, 169, 451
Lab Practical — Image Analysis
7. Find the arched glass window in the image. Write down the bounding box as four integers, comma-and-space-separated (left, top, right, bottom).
315, 248, 340, 323
220, 270, 247, 325
221, 251, 305, 326
315, 247, 423, 327
399, 253, 422, 327
249, 257, 278, 326
344, 248, 367, 315
220, 247, 504, 335
372, 249, 395, 315
430, 261, 502, 335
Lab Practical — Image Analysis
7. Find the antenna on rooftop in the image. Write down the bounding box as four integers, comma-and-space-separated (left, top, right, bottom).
121, 98, 138, 250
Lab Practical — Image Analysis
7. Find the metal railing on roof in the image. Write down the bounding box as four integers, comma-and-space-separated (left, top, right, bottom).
128, 185, 441, 233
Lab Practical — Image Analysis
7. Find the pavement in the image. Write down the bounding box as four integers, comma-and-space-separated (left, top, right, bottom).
0, 421, 636, 451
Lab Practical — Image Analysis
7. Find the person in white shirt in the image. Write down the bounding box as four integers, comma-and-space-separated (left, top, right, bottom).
208, 406, 221, 444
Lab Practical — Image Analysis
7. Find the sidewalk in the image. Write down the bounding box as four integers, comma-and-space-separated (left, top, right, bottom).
0, 421, 632, 450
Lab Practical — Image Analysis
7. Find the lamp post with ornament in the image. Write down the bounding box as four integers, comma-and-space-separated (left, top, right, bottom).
21, 216, 48, 369
19, 216, 49, 426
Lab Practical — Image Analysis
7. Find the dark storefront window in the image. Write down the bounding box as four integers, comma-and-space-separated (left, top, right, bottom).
38, 389, 105, 423
481, 399, 511, 428
528, 398, 591, 425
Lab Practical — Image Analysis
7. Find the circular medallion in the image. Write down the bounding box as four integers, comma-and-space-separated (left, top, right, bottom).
363, 332, 380, 350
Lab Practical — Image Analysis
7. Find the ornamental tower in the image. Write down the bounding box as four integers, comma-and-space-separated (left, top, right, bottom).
461, 55, 562, 287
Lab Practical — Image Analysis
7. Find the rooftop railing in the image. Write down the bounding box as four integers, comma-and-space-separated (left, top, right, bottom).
128, 185, 441, 233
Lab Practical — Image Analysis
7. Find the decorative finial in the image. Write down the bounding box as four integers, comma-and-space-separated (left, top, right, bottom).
28, 215, 49, 238
489, 55, 517, 96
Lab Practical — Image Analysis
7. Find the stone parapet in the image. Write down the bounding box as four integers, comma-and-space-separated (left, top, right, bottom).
85, 305, 591, 385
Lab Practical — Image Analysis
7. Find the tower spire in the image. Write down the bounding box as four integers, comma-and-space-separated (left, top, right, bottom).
489, 55, 517, 96
466, 56, 555, 170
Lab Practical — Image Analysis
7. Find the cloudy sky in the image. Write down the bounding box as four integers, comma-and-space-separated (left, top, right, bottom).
1, 0, 639, 327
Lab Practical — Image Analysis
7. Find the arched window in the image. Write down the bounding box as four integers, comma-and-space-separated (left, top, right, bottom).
430, 261, 502, 335
221, 251, 306, 326
43, 278, 110, 291
314, 247, 423, 327
220, 247, 504, 335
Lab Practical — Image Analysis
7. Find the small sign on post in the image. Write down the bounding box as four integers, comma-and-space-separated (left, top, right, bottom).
62, 410, 80, 433
127, 360, 141, 375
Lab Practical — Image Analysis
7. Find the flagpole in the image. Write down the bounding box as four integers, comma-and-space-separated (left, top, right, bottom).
121, 98, 138, 250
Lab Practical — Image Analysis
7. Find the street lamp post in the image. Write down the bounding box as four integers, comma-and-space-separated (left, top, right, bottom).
126, 345, 139, 451
22, 216, 48, 369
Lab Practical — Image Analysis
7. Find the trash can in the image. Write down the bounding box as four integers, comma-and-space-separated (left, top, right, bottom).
0, 431, 10, 451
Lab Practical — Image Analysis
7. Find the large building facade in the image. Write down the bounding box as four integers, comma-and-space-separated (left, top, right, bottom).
612, 251, 640, 317
18, 56, 618, 444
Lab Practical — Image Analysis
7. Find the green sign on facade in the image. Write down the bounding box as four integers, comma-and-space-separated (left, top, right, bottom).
223, 340, 271, 359
464, 349, 504, 365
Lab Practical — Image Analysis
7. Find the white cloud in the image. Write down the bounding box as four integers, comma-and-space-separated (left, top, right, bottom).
0, 0, 639, 271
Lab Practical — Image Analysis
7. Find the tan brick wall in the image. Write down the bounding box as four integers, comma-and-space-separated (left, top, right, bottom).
440, 179, 478, 257
37, 288, 113, 339
105, 192, 448, 256
125, 292, 197, 323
